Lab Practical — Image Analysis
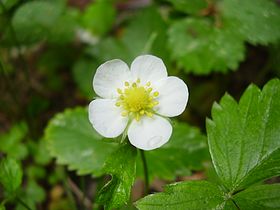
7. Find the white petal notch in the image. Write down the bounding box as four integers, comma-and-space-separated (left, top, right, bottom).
89, 55, 189, 150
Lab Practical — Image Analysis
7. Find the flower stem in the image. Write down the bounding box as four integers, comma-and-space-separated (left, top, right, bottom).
139, 149, 149, 195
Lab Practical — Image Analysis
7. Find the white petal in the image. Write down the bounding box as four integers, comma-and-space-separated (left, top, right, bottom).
93, 59, 131, 99
127, 116, 172, 150
131, 55, 167, 84
88, 99, 128, 138
154, 76, 189, 117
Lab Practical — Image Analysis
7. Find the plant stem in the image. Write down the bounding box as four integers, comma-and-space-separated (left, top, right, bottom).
139, 149, 149, 195
16, 198, 33, 210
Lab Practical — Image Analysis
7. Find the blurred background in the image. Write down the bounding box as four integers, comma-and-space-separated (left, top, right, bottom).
0, 0, 280, 209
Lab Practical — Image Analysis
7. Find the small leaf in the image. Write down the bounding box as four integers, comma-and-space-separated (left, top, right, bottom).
81, 1, 116, 36
0, 204, 6, 210
96, 144, 137, 210
45, 107, 118, 176
168, 17, 245, 74
0, 158, 23, 195
207, 78, 280, 191
0, 122, 28, 160
221, 0, 280, 44
136, 122, 209, 181
136, 180, 234, 209
12, 1, 63, 44
233, 184, 280, 209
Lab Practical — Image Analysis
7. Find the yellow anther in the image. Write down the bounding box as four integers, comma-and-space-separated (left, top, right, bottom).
132, 83, 137, 88
136, 78, 141, 83
153, 101, 159, 106
115, 102, 121, 107
146, 82, 151, 86
147, 87, 153, 92
153, 91, 159, 97
120, 95, 124, 100
125, 81, 130, 86
117, 88, 122, 94
140, 110, 145, 115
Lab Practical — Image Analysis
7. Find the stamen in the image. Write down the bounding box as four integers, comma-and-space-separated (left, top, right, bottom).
146, 82, 151, 86
153, 91, 159, 97
136, 78, 141, 83
147, 87, 153, 93
132, 83, 137, 88
121, 111, 128, 117
125, 81, 130, 86
115, 102, 121, 107
117, 88, 122, 94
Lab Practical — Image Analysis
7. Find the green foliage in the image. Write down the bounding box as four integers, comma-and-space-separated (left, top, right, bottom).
11, 1, 63, 44
137, 79, 280, 209
167, 0, 208, 15
81, 1, 116, 36
136, 122, 209, 181
0, 158, 23, 195
0, 0, 19, 13
221, 0, 280, 45
136, 180, 234, 209
168, 18, 245, 74
207, 78, 280, 191
45, 107, 118, 176
72, 58, 98, 99
0, 122, 28, 160
96, 144, 137, 209
233, 184, 280, 209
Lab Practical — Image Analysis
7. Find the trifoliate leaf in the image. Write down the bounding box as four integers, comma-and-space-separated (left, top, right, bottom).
81, 1, 116, 36
221, 0, 280, 45
167, 0, 208, 15
45, 107, 118, 176
233, 184, 280, 209
0, 122, 28, 160
207, 78, 280, 191
168, 17, 245, 74
72, 58, 98, 99
0, 158, 23, 194
96, 144, 137, 210
136, 122, 209, 181
12, 1, 63, 44
136, 180, 235, 209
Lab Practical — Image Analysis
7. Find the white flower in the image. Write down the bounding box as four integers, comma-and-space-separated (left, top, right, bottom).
88, 55, 189, 150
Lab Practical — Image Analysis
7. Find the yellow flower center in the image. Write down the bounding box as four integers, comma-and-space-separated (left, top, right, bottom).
115, 79, 159, 121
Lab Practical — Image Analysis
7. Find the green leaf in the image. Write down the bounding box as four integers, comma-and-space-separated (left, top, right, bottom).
0, 158, 23, 194
0, 0, 19, 13
167, 0, 208, 15
81, 1, 116, 36
221, 0, 280, 45
136, 122, 209, 181
0, 204, 6, 210
45, 107, 118, 176
121, 7, 170, 65
0, 122, 28, 160
136, 180, 234, 209
96, 144, 137, 210
12, 1, 63, 44
207, 78, 280, 191
72, 58, 98, 99
233, 184, 280, 209
168, 17, 245, 74
16, 181, 46, 210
